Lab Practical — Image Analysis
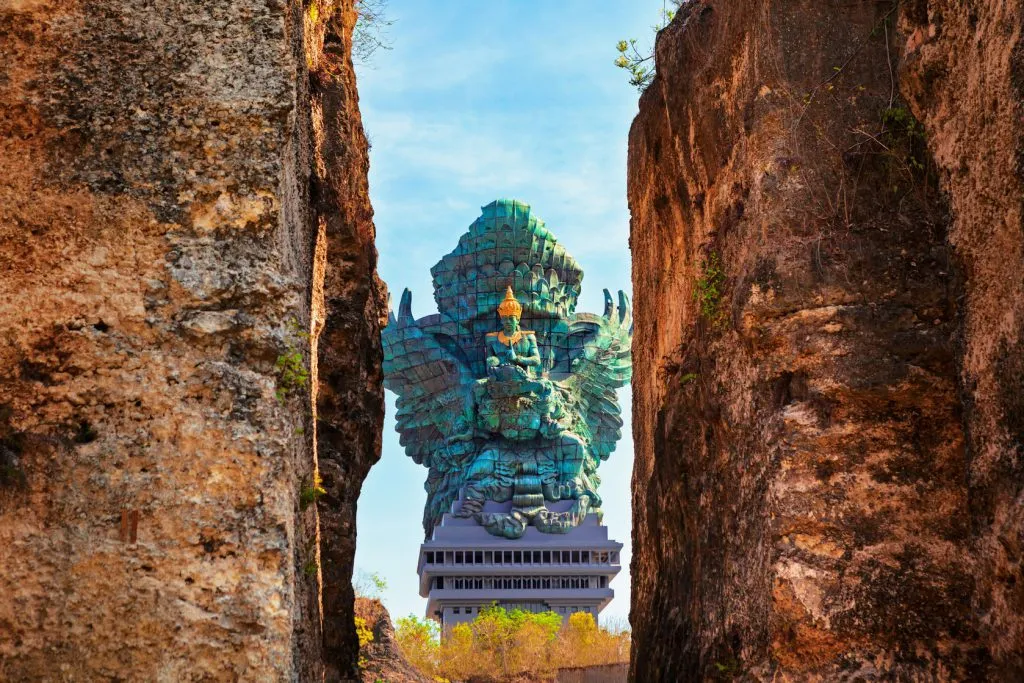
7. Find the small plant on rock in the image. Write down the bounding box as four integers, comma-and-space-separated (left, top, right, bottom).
355, 615, 374, 669
300, 473, 326, 510
693, 251, 728, 329
275, 319, 310, 403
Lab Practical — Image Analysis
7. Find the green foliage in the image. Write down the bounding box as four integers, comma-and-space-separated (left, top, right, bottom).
355, 615, 374, 670
880, 105, 928, 176
275, 319, 310, 403
395, 614, 441, 677
881, 106, 925, 142
693, 251, 728, 328
354, 569, 389, 598
275, 350, 308, 402
355, 616, 375, 648
711, 655, 742, 680
299, 473, 326, 510
303, 558, 318, 577
395, 605, 629, 681
614, 2, 681, 92
679, 372, 699, 386
614, 39, 655, 92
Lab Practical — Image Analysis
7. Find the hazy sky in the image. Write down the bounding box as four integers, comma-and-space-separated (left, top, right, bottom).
353, 0, 665, 626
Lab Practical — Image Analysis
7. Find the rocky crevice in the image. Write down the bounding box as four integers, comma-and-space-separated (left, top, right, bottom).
629, 0, 1021, 679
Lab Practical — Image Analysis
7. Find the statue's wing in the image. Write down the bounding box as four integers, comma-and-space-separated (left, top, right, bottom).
565, 289, 633, 463
382, 289, 474, 469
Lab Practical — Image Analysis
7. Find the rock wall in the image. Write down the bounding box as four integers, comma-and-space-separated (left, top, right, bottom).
629, 0, 1021, 680
898, 2, 1024, 675
354, 597, 430, 683
307, 1, 388, 680
0, 0, 382, 680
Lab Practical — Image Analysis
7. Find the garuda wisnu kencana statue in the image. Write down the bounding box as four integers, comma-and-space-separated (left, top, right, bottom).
382, 199, 632, 539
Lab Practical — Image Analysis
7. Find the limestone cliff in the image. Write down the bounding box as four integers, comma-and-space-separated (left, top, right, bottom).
0, 0, 383, 680
628, 1, 1021, 680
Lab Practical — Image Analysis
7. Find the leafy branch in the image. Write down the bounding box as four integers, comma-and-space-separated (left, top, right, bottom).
614, 2, 681, 92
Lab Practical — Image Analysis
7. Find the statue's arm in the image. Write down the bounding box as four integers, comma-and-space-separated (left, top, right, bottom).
485, 337, 501, 367
517, 334, 541, 367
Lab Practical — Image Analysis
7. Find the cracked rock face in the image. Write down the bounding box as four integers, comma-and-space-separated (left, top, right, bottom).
629, 1, 1021, 680
0, 0, 383, 680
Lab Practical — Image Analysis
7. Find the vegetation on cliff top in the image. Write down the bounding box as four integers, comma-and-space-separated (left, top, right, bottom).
614, 1, 683, 92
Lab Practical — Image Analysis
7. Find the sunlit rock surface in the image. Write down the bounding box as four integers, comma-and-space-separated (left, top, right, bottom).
0, 0, 383, 680
629, 1, 1021, 679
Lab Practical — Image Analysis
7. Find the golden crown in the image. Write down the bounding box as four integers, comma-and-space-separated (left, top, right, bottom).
497, 286, 523, 318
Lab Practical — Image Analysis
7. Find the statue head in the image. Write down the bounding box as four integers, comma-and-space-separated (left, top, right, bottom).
497, 286, 522, 335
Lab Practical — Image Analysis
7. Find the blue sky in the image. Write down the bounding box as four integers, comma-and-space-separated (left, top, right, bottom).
353, 0, 665, 626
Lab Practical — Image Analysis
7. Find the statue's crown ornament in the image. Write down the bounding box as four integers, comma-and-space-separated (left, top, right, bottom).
497, 286, 523, 318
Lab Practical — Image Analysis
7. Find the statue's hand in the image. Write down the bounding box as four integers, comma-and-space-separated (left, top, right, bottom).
506, 348, 518, 363
486, 356, 500, 368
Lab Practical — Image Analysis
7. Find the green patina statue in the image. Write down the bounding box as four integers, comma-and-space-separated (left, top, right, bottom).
382, 199, 632, 539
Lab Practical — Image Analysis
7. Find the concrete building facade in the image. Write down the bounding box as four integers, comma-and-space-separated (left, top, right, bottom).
418, 500, 622, 629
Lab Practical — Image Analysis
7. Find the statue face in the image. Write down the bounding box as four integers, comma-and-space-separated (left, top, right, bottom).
501, 314, 520, 335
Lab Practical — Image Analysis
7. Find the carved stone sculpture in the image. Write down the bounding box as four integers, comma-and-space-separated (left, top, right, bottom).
382, 199, 632, 539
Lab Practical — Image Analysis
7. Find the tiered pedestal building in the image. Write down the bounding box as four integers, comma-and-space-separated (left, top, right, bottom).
418, 501, 622, 630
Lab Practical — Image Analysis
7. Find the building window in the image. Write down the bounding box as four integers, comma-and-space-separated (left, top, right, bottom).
484, 551, 492, 563
542, 551, 551, 563
453, 607, 461, 614
582, 551, 590, 563
475, 551, 483, 564
455, 551, 463, 564
513, 551, 521, 564
504, 551, 513, 564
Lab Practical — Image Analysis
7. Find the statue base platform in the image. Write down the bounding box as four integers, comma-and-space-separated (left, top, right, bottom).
417, 499, 623, 631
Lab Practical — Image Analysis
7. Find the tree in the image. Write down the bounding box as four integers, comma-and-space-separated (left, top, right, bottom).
353, 0, 394, 65
394, 614, 440, 678
395, 605, 631, 680
437, 623, 477, 681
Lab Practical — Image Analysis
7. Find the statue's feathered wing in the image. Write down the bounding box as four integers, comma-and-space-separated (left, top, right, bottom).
562, 289, 633, 469
382, 289, 474, 466
382, 289, 477, 536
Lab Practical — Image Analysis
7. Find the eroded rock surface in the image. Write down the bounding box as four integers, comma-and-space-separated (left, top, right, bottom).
0, 0, 382, 680
629, 1, 1021, 679
899, 3, 1024, 675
